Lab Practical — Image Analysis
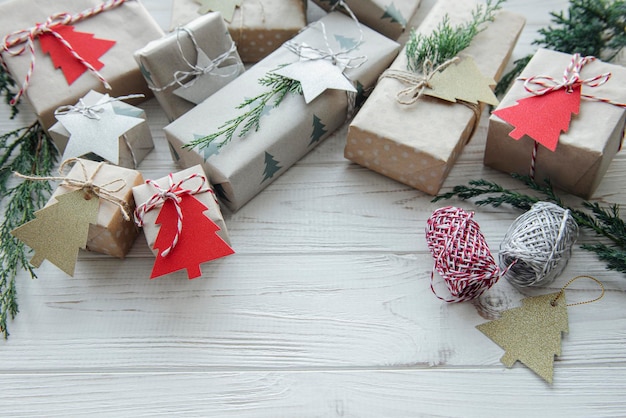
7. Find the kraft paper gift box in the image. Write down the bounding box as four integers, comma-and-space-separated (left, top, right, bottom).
345, 0, 525, 195
164, 11, 400, 211
48, 90, 154, 169
170, 0, 307, 63
311, 0, 421, 40
135, 12, 245, 122
0, 0, 163, 130
132, 165, 231, 256
47, 159, 143, 259
484, 48, 626, 199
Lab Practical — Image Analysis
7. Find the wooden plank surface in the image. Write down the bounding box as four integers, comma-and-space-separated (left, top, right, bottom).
2, 0, 626, 416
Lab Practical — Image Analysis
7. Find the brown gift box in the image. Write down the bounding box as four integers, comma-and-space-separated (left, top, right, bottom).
132, 165, 231, 256
311, 0, 421, 40
47, 159, 143, 258
170, 0, 307, 63
135, 12, 245, 122
48, 90, 154, 169
0, 0, 163, 130
345, 0, 525, 195
484, 48, 626, 199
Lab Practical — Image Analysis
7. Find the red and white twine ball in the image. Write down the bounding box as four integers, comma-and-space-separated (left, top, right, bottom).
426, 206, 505, 303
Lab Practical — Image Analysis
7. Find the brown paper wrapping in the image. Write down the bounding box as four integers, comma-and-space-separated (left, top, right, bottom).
48, 90, 154, 169
0, 0, 163, 130
311, 0, 420, 40
132, 165, 230, 257
135, 12, 244, 122
170, 0, 307, 63
345, 0, 525, 195
484, 48, 626, 199
164, 12, 400, 211
47, 159, 143, 258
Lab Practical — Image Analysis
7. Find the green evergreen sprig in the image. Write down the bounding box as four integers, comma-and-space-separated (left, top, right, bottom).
433, 175, 626, 275
405, 0, 505, 71
495, 0, 626, 96
184, 71, 302, 151
0, 64, 19, 119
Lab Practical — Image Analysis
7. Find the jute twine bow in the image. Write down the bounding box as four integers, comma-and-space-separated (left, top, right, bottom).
426, 206, 512, 303
134, 173, 213, 257
150, 27, 240, 93
518, 53, 626, 179
500, 202, 578, 288
380, 57, 459, 105
1, 0, 129, 105
54, 93, 144, 119
14, 157, 131, 220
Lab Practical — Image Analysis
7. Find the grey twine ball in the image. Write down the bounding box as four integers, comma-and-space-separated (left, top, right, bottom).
499, 201, 578, 287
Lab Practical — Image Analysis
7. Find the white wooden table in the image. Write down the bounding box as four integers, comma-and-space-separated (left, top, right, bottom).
2, 1, 626, 416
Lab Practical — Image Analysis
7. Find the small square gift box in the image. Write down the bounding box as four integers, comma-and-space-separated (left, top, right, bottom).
11, 158, 143, 276
164, 11, 400, 211
170, 0, 307, 63
132, 165, 234, 279
0, 0, 164, 130
345, 0, 525, 195
48, 90, 154, 169
311, 0, 421, 40
135, 12, 245, 122
484, 48, 626, 199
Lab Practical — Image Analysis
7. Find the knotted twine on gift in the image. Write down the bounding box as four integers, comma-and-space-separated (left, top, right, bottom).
134, 172, 215, 257
1, 0, 130, 105
426, 206, 510, 303
500, 201, 578, 288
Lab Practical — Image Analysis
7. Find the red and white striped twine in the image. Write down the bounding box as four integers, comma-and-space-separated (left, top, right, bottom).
134, 173, 212, 257
426, 206, 509, 303
1, 0, 128, 105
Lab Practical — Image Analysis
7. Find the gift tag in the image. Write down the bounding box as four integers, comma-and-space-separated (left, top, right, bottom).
195, 0, 242, 21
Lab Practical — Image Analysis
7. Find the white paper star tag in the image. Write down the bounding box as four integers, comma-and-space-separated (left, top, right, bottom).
173, 50, 242, 105
195, 0, 242, 21
58, 95, 144, 165
274, 58, 356, 104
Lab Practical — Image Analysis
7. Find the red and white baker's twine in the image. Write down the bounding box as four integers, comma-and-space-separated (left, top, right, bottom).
519, 53, 626, 179
1, 0, 128, 105
134, 173, 213, 257
426, 206, 511, 303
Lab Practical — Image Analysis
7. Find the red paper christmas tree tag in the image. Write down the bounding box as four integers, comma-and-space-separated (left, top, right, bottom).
39, 24, 115, 85
493, 86, 581, 152
151, 193, 234, 279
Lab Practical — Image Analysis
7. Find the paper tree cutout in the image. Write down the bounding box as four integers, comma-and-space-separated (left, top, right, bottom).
193, 134, 221, 160
151, 194, 234, 279
309, 115, 328, 146
425, 57, 499, 106
261, 151, 281, 183
11, 190, 99, 276
381, 3, 407, 26
39, 25, 115, 85
195, 0, 242, 21
213, 183, 231, 203
58, 95, 144, 165
355, 80, 367, 108
492, 86, 581, 152
334, 35, 359, 50
476, 292, 569, 383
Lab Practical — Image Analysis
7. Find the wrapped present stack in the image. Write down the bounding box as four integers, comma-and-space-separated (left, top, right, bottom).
170, 0, 308, 63
164, 11, 401, 211
135, 12, 245, 122
0, 0, 164, 129
345, 0, 526, 195
484, 48, 626, 199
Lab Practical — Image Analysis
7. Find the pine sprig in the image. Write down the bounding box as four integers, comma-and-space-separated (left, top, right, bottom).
434, 175, 626, 275
495, 0, 626, 96
184, 71, 302, 151
405, 0, 505, 71
0, 65, 19, 119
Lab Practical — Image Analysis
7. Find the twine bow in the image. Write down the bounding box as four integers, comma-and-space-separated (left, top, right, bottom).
14, 158, 131, 220
134, 173, 213, 257
1, 0, 128, 105
381, 57, 459, 105
54, 93, 144, 120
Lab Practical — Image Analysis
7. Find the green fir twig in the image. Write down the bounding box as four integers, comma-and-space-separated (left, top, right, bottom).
433, 175, 626, 275
0, 63, 19, 119
405, 0, 505, 71
184, 71, 302, 151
